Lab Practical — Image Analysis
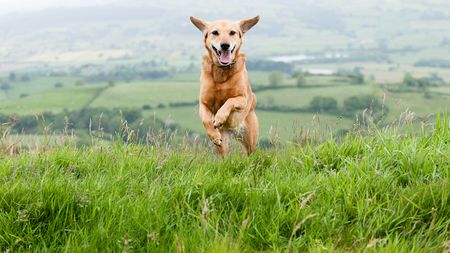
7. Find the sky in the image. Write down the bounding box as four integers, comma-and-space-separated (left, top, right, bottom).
0, 0, 118, 14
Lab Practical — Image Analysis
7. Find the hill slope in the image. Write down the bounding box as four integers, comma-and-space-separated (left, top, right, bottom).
0, 115, 449, 252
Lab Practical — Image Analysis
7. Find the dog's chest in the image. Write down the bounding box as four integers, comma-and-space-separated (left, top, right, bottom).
210, 83, 237, 111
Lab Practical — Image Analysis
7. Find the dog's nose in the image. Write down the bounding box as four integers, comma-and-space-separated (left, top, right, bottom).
220, 43, 230, 51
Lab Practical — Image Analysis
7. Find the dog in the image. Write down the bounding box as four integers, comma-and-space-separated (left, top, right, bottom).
190, 16, 260, 157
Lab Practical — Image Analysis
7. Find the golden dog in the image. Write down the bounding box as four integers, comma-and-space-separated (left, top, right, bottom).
190, 16, 260, 157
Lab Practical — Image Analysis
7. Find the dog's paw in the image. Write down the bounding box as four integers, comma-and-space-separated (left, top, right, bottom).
211, 137, 222, 146
208, 131, 222, 146
213, 114, 227, 129
213, 120, 222, 129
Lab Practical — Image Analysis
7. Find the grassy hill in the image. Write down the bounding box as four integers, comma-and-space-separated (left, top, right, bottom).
0, 114, 448, 252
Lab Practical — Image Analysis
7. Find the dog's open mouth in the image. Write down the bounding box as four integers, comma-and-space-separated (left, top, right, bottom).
212, 45, 235, 65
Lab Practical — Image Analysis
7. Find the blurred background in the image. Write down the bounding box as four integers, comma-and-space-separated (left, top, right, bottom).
1, 0, 449, 146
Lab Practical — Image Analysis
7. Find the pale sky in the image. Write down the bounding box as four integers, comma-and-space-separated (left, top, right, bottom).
0, 0, 119, 14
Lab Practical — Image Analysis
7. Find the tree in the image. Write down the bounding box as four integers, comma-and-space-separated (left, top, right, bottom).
8, 72, 16, 82
354, 74, 364, 84
402, 73, 430, 88
20, 74, 31, 82
142, 104, 152, 110
75, 80, 85, 86
343, 95, 380, 112
269, 71, 283, 87
296, 73, 306, 87
0, 83, 11, 91
54, 82, 63, 88
310, 96, 337, 112
351, 67, 364, 84
402, 73, 417, 87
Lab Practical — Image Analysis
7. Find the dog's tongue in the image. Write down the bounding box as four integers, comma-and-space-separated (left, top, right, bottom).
219, 50, 231, 64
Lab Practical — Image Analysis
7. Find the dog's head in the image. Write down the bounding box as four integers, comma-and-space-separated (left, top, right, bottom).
190, 16, 259, 66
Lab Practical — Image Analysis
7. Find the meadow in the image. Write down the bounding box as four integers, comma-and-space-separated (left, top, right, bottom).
0, 114, 448, 252
1, 1, 450, 252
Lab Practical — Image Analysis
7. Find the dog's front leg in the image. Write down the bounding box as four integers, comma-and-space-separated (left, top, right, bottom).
213, 96, 247, 129
199, 103, 223, 146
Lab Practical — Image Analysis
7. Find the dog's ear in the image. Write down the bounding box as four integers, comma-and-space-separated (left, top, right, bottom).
190, 16, 208, 33
239, 16, 260, 34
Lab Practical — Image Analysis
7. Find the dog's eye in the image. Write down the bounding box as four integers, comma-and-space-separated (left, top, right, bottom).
230, 31, 236, 36
212, 31, 219, 36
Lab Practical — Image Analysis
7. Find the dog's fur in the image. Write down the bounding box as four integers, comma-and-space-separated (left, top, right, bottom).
190, 16, 260, 157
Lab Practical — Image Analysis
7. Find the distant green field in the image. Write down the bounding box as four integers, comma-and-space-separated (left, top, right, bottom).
165, 72, 200, 82
90, 81, 198, 108
250, 73, 357, 88
2, 76, 80, 99
248, 71, 272, 85
1, 72, 448, 143
384, 92, 450, 121
303, 75, 355, 86
144, 106, 202, 133
257, 85, 377, 108
256, 111, 353, 141
430, 86, 450, 95
0, 86, 103, 114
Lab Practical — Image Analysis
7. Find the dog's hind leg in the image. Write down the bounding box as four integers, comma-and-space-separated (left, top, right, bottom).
238, 110, 259, 155
215, 129, 232, 158
200, 103, 223, 146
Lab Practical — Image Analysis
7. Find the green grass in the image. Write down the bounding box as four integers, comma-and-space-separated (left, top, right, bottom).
0, 115, 448, 252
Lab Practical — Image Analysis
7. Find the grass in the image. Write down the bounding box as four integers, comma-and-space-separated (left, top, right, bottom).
0, 114, 448, 252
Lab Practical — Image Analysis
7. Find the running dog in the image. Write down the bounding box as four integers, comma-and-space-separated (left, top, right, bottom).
190, 16, 260, 157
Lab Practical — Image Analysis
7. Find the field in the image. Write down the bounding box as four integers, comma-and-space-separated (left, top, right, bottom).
257, 85, 376, 108
90, 80, 199, 108
0, 85, 104, 115
0, 115, 448, 252
1, 71, 449, 144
